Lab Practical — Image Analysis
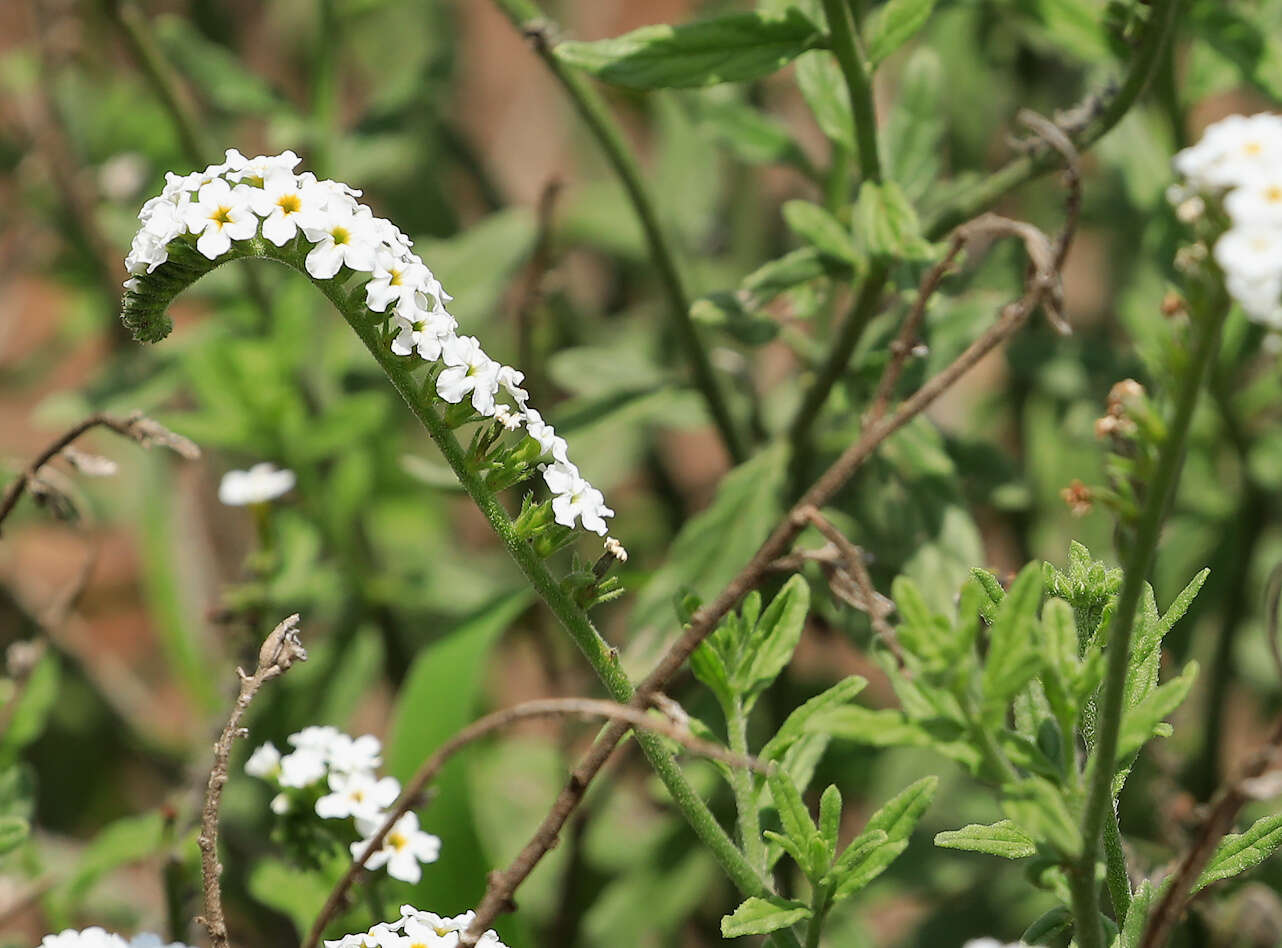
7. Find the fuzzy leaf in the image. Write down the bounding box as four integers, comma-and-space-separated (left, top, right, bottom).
720, 895, 812, 937
864, 0, 938, 65
795, 50, 853, 146
1117, 662, 1198, 761
819, 784, 843, 855
980, 563, 1044, 717
555, 10, 825, 89
738, 575, 811, 706
854, 181, 932, 262
1001, 777, 1081, 858
1194, 813, 1282, 891
934, 820, 1036, 859
0, 815, 29, 855
760, 676, 867, 760
865, 776, 938, 842
783, 200, 859, 265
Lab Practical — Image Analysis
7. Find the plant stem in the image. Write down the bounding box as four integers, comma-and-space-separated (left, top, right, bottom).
804, 887, 834, 948
727, 699, 767, 874
487, 0, 746, 462
819, 0, 880, 183
1071, 278, 1229, 948
1102, 809, 1132, 922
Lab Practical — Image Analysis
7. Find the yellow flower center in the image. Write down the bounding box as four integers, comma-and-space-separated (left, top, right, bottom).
331, 226, 350, 245
352, 789, 365, 802
387, 830, 407, 851
1245, 141, 1264, 156
389, 268, 404, 286
211, 205, 234, 228
1266, 186, 1282, 204
277, 193, 302, 214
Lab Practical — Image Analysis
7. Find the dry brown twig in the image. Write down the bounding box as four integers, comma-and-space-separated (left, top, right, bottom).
450, 120, 1083, 947
303, 697, 767, 948
197, 615, 307, 948
0, 410, 200, 533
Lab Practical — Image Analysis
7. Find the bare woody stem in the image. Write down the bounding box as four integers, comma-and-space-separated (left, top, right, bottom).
789, 0, 1182, 459
1071, 277, 1230, 948
197, 615, 308, 948
462, 205, 1074, 947
0, 411, 200, 534
486, 0, 747, 463
302, 697, 770, 948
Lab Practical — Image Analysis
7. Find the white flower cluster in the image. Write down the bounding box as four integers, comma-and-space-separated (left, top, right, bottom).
124, 149, 621, 545
1172, 112, 1282, 326
41, 931, 191, 948
325, 905, 508, 948
246, 725, 439, 884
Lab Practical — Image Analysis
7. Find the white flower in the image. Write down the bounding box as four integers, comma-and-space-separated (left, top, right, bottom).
129, 935, 194, 948
1225, 173, 1282, 226
316, 770, 400, 822
604, 536, 628, 562
1214, 226, 1282, 284
543, 461, 614, 536
436, 335, 500, 415
41, 931, 129, 948
183, 178, 258, 259
245, 741, 282, 779
302, 203, 377, 278
494, 405, 522, 431
324, 922, 405, 948
270, 792, 292, 815
496, 366, 528, 408
278, 748, 327, 788
226, 149, 302, 185
521, 409, 568, 464
218, 463, 296, 506
328, 732, 383, 773
390, 307, 456, 362
289, 724, 343, 752
1174, 113, 1282, 191
350, 811, 441, 884
365, 249, 433, 315
250, 170, 326, 246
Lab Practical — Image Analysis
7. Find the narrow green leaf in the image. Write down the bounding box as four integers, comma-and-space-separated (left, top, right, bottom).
691, 93, 812, 169
825, 828, 889, 883
554, 10, 825, 89
720, 895, 812, 937
1117, 879, 1163, 948
934, 820, 1036, 859
864, 776, 938, 842
1157, 568, 1210, 637
819, 784, 843, 854
1001, 777, 1081, 858
760, 676, 867, 760
795, 50, 853, 146
833, 838, 907, 898
783, 200, 859, 265
1117, 661, 1198, 761
854, 180, 933, 261
690, 642, 734, 714
810, 705, 934, 748
0, 652, 59, 760
739, 575, 811, 704
740, 247, 854, 304
768, 768, 819, 852
981, 563, 1044, 716
864, 0, 938, 65
0, 815, 29, 855
1194, 813, 1282, 891
1023, 905, 1073, 944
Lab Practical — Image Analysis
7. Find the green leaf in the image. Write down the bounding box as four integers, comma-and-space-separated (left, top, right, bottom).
720, 895, 812, 937
738, 575, 811, 706
1116, 879, 1162, 948
0, 651, 59, 760
555, 10, 826, 89
154, 15, 285, 114
934, 820, 1036, 859
690, 641, 734, 712
795, 50, 852, 146
1023, 905, 1074, 944
248, 859, 336, 935
0, 815, 29, 855
864, 776, 938, 842
824, 828, 889, 888
783, 200, 859, 265
810, 705, 934, 748
46, 812, 166, 924
832, 835, 905, 898
760, 676, 867, 760
864, 0, 938, 66
690, 93, 812, 169
883, 48, 945, 201
768, 768, 820, 855
1117, 661, 1198, 761
980, 563, 1044, 718
1001, 777, 1081, 858
819, 784, 843, 855
740, 247, 853, 304
854, 180, 932, 261
1194, 813, 1282, 891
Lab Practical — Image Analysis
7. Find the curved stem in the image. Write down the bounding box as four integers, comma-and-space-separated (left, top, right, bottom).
819, 0, 880, 183
727, 699, 767, 874
1071, 278, 1229, 948
486, 0, 746, 462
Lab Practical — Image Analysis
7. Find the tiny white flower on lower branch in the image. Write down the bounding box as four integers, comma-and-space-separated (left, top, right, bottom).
436, 334, 501, 415
245, 741, 282, 779
398, 907, 508, 948
351, 811, 441, 884
391, 308, 456, 362
327, 732, 383, 774
218, 462, 296, 506
543, 461, 614, 536
316, 770, 400, 822
183, 178, 258, 259
41, 930, 129, 948
366, 248, 434, 315
278, 747, 328, 788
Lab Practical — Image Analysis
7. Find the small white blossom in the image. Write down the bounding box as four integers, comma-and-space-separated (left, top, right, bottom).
604, 536, 628, 562
436, 335, 500, 415
543, 461, 614, 536
350, 811, 441, 884
245, 741, 282, 779
522, 409, 569, 464
218, 463, 296, 506
183, 178, 258, 259
41, 931, 129, 948
250, 170, 326, 246
328, 732, 383, 774
496, 365, 528, 408
494, 405, 522, 431
278, 747, 327, 788
316, 770, 400, 822
129, 935, 195, 948
390, 309, 455, 362
302, 203, 377, 278
365, 249, 433, 315
270, 792, 292, 815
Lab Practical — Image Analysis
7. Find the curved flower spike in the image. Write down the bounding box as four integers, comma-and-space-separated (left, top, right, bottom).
119, 150, 620, 553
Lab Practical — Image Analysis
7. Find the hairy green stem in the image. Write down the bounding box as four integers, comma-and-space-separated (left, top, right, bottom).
1102, 810, 1132, 922
804, 887, 834, 948
487, 0, 746, 462
819, 0, 881, 183
727, 699, 767, 874
1071, 279, 1229, 948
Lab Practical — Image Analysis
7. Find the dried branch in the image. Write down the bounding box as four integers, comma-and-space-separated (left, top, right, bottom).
304, 697, 766, 948
0, 410, 199, 533
197, 615, 307, 948
1139, 713, 1282, 948
461, 186, 1079, 945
